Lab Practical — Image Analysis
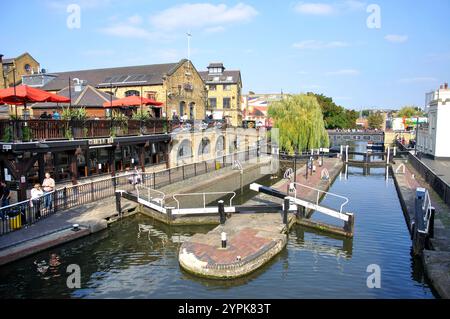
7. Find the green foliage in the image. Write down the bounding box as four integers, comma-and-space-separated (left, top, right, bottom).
131, 110, 150, 121
396, 106, 424, 118
307, 93, 358, 129
268, 94, 329, 153
2, 126, 13, 142
367, 112, 384, 129
22, 126, 32, 141
111, 110, 128, 136
61, 107, 87, 121
9, 114, 21, 120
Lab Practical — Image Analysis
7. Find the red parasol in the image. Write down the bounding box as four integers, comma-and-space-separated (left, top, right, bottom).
103, 95, 163, 108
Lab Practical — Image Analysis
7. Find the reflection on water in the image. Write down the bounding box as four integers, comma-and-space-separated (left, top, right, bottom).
0, 142, 438, 299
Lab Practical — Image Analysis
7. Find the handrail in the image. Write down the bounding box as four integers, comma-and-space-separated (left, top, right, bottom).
395, 163, 405, 174
321, 168, 330, 180
136, 184, 166, 205
0, 190, 56, 213
420, 189, 434, 235
172, 191, 236, 211
283, 168, 294, 180
290, 182, 349, 213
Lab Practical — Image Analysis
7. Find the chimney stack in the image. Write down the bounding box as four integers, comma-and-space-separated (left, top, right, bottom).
0, 54, 3, 64
445, 83, 448, 90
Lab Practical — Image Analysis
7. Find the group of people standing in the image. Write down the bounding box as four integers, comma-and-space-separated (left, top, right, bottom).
30, 173, 55, 219
39, 111, 60, 120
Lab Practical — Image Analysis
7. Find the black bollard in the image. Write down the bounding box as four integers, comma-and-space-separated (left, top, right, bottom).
218, 200, 226, 224
428, 207, 435, 239
283, 197, 289, 225
115, 191, 122, 215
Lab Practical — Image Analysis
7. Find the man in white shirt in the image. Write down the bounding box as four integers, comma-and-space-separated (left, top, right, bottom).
42, 172, 56, 210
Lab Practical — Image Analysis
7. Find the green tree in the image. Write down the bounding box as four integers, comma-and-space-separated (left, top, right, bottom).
268, 94, 329, 154
367, 112, 384, 129
396, 106, 424, 118
307, 93, 358, 129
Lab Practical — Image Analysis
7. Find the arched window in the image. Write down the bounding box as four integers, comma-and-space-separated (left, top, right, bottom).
198, 138, 210, 155
125, 90, 140, 97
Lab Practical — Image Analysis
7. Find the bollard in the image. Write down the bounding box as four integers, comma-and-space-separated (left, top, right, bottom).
283, 197, 289, 225
221, 232, 227, 248
166, 207, 173, 222
115, 191, 122, 215
344, 213, 354, 235
218, 200, 226, 224
428, 207, 435, 239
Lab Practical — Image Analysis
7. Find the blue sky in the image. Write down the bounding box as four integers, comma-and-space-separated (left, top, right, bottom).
1, 0, 449, 110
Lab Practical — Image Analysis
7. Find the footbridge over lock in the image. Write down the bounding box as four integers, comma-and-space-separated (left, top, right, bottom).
169, 127, 267, 168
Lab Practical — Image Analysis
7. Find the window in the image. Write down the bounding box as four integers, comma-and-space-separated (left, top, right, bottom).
224, 85, 231, 91
125, 90, 140, 97
213, 77, 220, 82
226, 76, 233, 81
223, 98, 231, 109
209, 98, 217, 109
24, 64, 32, 73
209, 85, 216, 91
146, 92, 156, 100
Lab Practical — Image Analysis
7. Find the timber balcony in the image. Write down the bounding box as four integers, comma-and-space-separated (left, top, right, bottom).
0, 119, 172, 143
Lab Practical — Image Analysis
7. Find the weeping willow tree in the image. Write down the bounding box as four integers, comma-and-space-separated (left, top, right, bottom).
268, 94, 329, 154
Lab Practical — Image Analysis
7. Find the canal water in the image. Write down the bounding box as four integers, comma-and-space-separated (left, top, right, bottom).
0, 142, 437, 299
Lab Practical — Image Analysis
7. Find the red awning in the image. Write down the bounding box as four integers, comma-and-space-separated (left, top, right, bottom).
0, 85, 70, 105
103, 95, 164, 108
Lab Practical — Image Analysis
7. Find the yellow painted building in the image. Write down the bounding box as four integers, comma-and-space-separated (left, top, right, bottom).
23, 59, 207, 119
199, 63, 242, 127
0, 52, 40, 118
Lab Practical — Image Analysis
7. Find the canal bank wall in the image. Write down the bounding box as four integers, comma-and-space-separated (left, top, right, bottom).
392, 160, 450, 299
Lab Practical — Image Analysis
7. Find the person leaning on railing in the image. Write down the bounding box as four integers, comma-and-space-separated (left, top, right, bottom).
30, 183, 44, 219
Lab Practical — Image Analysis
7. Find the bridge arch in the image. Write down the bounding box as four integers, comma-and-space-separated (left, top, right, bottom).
177, 139, 192, 164
198, 137, 211, 156
215, 135, 225, 157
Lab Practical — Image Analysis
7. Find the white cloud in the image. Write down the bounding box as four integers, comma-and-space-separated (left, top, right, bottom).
294, 1, 366, 15
150, 3, 258, 31
293, 40, 349, 50
326, 69, 360, 76
399, 77, 437, 84
295, 3, 334, 15
385, 34, 409, 43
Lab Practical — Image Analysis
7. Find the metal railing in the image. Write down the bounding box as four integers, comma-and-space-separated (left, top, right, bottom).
290, 182, 349, 213
172, 191, 236, 213
0, 146, 265, 235
0, 119, 171, 142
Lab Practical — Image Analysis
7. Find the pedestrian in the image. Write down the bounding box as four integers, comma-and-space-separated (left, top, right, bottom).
52, 110, 60, 120
30, 183, 44, 219
42, 172, 55, 211
132, 166, 142, 186
0, 181, 11, 207
40, 111, 49, 119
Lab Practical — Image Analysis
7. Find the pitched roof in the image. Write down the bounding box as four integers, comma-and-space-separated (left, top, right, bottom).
40, 60, 188, 91
31, 85, 118, 109
199, 70, 242, 85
